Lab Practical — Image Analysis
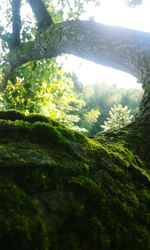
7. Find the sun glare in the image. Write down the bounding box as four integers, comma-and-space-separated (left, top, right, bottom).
64, 0, 150, 89
93, 0, 150, 32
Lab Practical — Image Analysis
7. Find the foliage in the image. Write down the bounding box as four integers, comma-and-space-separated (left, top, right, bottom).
43, 0, 100, 21
0, 64, 143, 134
77, 107, 101, 134
0, 59, 88, 130
1, 59, 101, 132
78, 82, 143, 135
101, 104, 134, 131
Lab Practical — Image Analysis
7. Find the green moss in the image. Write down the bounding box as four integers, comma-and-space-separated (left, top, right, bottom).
0, 183, 48, 250
0, 109, 27, 121
0, 110, 150, 249
97, 122, 150, 163
0, 109, 58, 125
0, 110, 88, 151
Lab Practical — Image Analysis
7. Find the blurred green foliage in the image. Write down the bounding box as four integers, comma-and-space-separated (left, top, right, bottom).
0, 67, 143, 134
78, 82, 143, 135
1, 59, 87, 131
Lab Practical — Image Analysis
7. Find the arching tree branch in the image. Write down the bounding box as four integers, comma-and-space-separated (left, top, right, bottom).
0, 0, 21, 50
1, 20, 150, 92
2, 20, 150, 86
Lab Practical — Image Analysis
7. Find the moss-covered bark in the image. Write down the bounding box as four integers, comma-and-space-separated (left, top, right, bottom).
0, 110, 150, 250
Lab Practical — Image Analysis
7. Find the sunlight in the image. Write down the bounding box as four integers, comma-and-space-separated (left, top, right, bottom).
61, 55, 140, 89
93, 0, 150, 32
64, 0, 150, 88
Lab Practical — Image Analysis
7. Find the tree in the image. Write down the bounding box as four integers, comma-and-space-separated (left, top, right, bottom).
0, 0, 149, 124
1, 1, 150, 250
77, 107, 101, 134
101, 104, 133, 131
79, 82, 143, 135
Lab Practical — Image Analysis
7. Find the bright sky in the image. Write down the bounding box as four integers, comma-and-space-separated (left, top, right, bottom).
62, 0, 150, 89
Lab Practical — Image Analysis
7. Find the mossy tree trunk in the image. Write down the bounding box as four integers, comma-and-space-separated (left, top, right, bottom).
0, 109, 150, 250
139, 80, 150, 123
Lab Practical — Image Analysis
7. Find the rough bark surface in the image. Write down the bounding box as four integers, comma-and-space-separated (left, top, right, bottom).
27, 0, 53, 28
4, 21, 150, 77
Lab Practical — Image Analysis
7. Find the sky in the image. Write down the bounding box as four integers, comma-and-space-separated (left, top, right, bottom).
62, 0, 150, 89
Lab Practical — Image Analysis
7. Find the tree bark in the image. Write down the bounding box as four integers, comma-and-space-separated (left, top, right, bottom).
27, 0, 53, 28
139, 82, 150, 122
0, 109, 149, 249
5, 21, 150, 77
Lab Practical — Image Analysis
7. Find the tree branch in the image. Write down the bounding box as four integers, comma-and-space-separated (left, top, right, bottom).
0, 66, 15, 91
0, 0, 21, 50
27, 0, 53, 28
1, 20, 150, 90
11, 0, 21, 49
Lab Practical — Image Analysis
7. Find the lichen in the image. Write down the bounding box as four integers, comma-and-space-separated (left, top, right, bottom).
0, 110, 150, 250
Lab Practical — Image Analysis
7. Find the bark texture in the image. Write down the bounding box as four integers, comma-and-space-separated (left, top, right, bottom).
27, 0, 53, 28
4, 21, 150, 77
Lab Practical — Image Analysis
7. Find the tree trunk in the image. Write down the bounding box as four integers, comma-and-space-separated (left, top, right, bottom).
139, 81, 150, 123
0, 110, 150, 250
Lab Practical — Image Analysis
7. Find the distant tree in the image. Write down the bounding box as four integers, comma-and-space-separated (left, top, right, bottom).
78, 82, 143, 135
77, 107, 100, 134
101, 104, 134, 131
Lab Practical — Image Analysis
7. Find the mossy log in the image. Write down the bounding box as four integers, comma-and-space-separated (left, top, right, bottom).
0, 110, 150, 250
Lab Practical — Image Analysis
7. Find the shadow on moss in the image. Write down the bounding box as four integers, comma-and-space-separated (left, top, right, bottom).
0, 183, 48, 250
